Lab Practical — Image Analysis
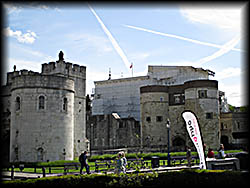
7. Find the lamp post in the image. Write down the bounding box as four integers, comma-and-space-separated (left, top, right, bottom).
166, 119, 171, 166
90, 123, 93, 156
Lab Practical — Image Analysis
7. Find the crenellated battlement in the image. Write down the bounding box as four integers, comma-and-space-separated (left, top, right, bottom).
6, 70, 40, 85
5, 51, 86, 98
42, 60, 86, 79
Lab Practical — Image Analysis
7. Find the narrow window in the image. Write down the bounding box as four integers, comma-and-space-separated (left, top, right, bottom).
63, 97, 68, 112
221, 123, 224, 130
198, 90, 207, 98
181, 94, 185, 103
14, 146, 19, 161
16, 96, 21, 111
174, 95, 180, 103
119, 122, 124, 128
39, 96, 45, 110
206, 112, 213, 119
146, 116, 151, 123
237, 122, 240, 129
156, 116, 163, 122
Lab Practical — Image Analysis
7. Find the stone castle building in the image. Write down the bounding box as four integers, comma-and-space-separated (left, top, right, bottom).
140, 80, 220, 150
90, 66, 229, 151
1, 52, 87, 162
220, 111, 248, 149
92, 66, 217, 121
1, 58, 247, 162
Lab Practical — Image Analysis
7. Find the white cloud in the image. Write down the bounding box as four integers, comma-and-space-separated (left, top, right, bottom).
4, 27, 37, 44
3, 3, 22, 14
218, 81, 246, 107
4, 2, 61, 14
214, 67, 241, 80
86, 69, 111, 95
180, 5, 244, 33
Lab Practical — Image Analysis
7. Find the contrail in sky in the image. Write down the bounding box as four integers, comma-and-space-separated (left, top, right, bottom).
88, 4, 131, 72
196, 34, 241, 65
123, 24, 243, 52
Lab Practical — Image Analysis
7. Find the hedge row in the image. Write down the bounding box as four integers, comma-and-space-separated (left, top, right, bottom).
89, 150, 242, 161
3, 169, 249, 187
8, 150, 242, 167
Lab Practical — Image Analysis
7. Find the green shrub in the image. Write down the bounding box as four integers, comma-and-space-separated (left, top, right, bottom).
3, 169, 248, 187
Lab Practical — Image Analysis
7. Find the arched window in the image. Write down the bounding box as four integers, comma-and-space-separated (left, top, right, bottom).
16, 96, 21, 111
63, 97, 68, 112
39, 96, 45, 110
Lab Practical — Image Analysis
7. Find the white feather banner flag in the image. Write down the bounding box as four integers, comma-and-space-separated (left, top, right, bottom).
182, 111, 206, 169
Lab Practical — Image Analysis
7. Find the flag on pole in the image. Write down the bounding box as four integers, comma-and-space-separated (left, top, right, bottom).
130, 62, 133, 77
182, 111, 207, 169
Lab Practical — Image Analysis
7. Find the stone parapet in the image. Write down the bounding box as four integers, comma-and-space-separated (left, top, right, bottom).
11, 74, 75, 93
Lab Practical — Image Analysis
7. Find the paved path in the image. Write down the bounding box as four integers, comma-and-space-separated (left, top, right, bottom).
1, 165, 199, 181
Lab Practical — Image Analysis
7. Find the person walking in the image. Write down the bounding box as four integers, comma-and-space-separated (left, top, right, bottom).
121, 151, 127, 173
79, 151, 91, 174
186, 146, 192, 167
115, 152, 124, 174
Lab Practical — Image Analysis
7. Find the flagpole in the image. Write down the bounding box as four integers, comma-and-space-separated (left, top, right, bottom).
131, 62, 133, 77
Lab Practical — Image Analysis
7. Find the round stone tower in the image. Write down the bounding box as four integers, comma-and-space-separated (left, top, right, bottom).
140, 85, 169, 149
10, 72, 75, 162
184, 80, 220, 150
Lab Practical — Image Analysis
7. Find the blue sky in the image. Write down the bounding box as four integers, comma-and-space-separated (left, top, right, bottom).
3, 2, 247, 107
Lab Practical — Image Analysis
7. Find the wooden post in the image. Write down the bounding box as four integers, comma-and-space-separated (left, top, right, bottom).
64, 167, 67, 175
42, 167, 46, 177
95, 162, 98, 172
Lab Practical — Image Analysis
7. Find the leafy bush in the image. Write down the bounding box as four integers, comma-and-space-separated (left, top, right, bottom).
3, 169, 248, 187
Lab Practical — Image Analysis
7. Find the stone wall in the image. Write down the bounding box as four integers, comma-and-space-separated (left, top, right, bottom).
220, 112, 248, 149
86, 114, 140, 151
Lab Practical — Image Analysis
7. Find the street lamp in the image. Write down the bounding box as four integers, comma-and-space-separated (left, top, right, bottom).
90, 123, 93, 156
166, 119, 171, 167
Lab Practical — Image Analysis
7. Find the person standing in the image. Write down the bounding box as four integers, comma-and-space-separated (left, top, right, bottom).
218, 144, 226, 159
207, 148, 215, 158
79, 151, 91, 174
121, 151, 127, 173
115, 152, 124, 174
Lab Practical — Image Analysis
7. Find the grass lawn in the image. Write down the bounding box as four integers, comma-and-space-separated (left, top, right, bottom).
3, 150, 241, 174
